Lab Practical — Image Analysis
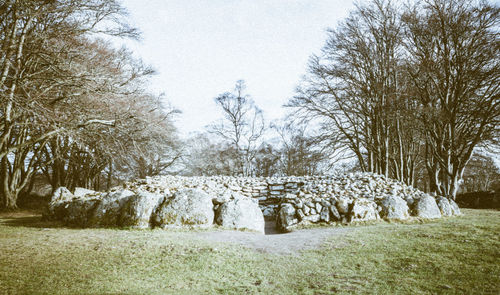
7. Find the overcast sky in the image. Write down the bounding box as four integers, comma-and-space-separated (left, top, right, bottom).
118, 0, 356, 136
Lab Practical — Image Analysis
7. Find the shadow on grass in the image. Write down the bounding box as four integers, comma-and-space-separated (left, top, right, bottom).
1, 211, 287, 234
0, 212, 66, 229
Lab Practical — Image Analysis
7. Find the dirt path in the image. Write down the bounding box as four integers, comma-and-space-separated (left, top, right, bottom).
194, 220, 353, 255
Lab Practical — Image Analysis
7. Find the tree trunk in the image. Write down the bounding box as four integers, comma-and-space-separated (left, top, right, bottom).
3, 190, 18, 210
107, 160, 113, 191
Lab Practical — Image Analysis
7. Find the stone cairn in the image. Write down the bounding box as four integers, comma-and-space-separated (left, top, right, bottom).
44, 172, 461, 233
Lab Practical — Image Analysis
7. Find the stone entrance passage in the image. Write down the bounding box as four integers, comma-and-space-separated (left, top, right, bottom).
264, 220, 281, 235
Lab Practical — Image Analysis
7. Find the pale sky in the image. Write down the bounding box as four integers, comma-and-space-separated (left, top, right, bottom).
118, 0, 356, 136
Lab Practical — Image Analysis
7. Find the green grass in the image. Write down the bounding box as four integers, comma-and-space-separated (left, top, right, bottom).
0, 209, 499, 294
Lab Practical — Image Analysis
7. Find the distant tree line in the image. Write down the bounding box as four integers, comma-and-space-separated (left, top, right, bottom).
182, 80, 327, 178
0, 0, 180, 209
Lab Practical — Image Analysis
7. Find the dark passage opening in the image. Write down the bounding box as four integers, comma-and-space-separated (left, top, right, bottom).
264, 219, 282, 235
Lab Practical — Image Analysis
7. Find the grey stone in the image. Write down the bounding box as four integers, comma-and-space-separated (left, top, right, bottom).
296, 208, 305, 220
89, 190, 135, 227
46, 172, 459, 229
336, 197, 350, 214
449, 199, 461, 215
56, 198, 100, 227
153, 189, 214, 228
120, 191, 163, 228
227, 185, 241, 191
73, 187, 96, 197
50, 187, 74, 204
277, 203, 296, 232
315, 202, 323, 213
262, 207, 275, 218
269, 185, 285, 190
212, 191, 231, 205
45, 187, 74, 219
403, 195, 415, 207
302, 214, 321, 223
31, 183, 52, 198
378, 195, 410, 220
329, 205, 341, 221
320, 207, 330, 222
436, 197, 453, 217
216, 197, 265, 233
413, 195, 442, 219
350, 198, 379, 221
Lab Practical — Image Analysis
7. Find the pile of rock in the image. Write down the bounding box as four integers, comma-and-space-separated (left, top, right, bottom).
121, 176, 279, 218
44, 186, 265, 233
275, 173, 461, 231
44, 172, 461, 233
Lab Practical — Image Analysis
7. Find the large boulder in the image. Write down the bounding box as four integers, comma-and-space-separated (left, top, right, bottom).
436, 196, 453, 217
73, 187, 96, 198
50, 187, 74, 204
413, 195, 442, 219
215, 197, 265, 233
277, 203, 297, 232
44, 187, 74, 220
350, 198, 379, 221
336, 197, 351, 214
120, 191, 164, 228
449, 199, 461, 215
55, 198, 100, 227
153, 189, 214, 228
88, 190, 135, 227
378, 195, 410, 220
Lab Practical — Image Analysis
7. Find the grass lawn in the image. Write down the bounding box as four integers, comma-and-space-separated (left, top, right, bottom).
0, 209, 498, 294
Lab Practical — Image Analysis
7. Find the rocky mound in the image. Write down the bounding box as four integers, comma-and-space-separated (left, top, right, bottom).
44, 186, 265, 233
275, 173, 461, 231
44, 172, 460, 233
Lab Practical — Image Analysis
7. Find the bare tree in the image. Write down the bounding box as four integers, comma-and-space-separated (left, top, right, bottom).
288, 0, 422, 184
461, 153, 500, 192
253, 143, 281, 177
208, 80, 265, 176
0, 1, 180, 208
181, 133, 241, 176
0, 0, 139, 208
271, 122, 326, 176
403, 0, 500, 198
